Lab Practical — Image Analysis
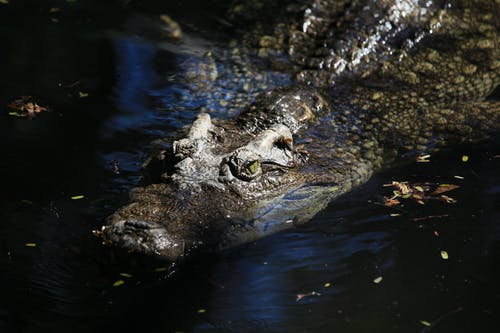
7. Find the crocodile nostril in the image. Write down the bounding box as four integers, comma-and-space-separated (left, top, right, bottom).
274, 136, 294, 151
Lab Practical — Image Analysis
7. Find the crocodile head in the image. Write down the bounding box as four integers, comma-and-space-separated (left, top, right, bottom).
101, 88, 347, 260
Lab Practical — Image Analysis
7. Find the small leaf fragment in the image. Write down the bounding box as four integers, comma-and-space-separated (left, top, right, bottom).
324, 282, 331, 288
432, 184, 459, 195
296, 291, 321, 302
461, 155, 469, 162
420, 320, 432, 327
197, 309, 206, 314
414, 186, 424, 193
373, 276, 383, 284
113, 280, 125, 287
384, 198, 401, 207
440, 250, 449, 260
8, 112, 20, 117
119, 273, 133, 278
416, 154, 431, 163
25, 243, 37, 247
454, 175, 464, 180
439, 195, 457, 204
78, 92, 89, 98
154, 267, 168, 272
71, 195, 85, 200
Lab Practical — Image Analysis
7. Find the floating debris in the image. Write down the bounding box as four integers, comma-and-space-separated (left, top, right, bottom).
159, 14, 182, 41
119, 273, 133, 278
373, 276, 383, 284
461, 155, 469, 162
197, 309, 206, 314
324, 282, 331, 288
431, 184, 459, 195
113, 280, 125, 287
384, 198, 401, 207
416, 154, 431, 163
7, 96, 48, 118
296, 291, 321, 302
420, 320, 432, 327
438, 195, 457, 204
440, 250, 449, 260
25, 243, 37, 247
411, 214, 449, 222
71, 195, 85, 200
382, 181, 459, 206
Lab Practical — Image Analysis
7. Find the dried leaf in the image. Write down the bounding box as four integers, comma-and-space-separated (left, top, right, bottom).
384, 198, 401, 207
432, 184, 460, 195
440, 250, 449, 260
113, 280, 125, 287
416, 154, 431, 163
414, 186, 424, 193
8, 112, 26, 117
392, 181, 412, 195
119, 273, 133, 278
439, 195, 457, 204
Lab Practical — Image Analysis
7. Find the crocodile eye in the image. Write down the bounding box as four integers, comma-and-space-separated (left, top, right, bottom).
246, 160, 261, 174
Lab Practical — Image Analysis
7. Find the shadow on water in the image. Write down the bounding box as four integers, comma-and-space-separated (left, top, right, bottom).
0, 1, 499, 333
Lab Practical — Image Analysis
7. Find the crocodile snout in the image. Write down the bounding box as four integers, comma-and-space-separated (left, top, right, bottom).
102, 218, 184, 260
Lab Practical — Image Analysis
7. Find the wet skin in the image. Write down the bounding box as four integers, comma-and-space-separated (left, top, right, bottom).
102, 0, 499, 260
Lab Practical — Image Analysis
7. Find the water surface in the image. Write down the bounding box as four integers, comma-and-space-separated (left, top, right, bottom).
1, 1, 499, 332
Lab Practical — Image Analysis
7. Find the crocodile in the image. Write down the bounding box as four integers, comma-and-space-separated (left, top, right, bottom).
101, 0, 499, 261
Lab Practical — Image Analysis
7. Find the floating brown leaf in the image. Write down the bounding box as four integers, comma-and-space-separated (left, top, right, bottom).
384, 197, 401, 207
431, 184, 460, 195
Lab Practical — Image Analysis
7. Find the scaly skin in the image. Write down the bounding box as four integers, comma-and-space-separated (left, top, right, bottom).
101, 0, 499, 261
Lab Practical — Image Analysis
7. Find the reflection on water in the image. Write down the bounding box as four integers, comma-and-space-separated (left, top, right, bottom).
0, 1, 499, 333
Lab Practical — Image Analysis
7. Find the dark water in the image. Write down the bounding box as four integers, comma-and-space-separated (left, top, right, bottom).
1, 1, 499, 332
